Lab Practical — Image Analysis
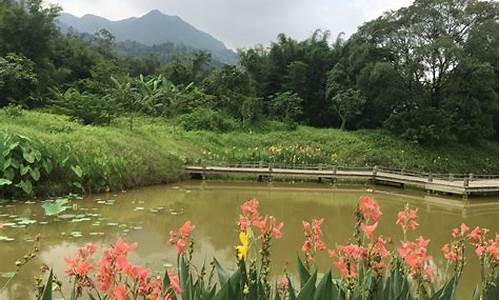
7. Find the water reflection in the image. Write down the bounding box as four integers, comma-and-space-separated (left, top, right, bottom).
0, 181, 497, 299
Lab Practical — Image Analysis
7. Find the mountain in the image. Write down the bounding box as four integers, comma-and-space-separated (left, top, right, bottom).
57, 10, 238, 65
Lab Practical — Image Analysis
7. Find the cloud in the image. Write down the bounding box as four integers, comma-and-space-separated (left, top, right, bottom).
47, 0, 413, 49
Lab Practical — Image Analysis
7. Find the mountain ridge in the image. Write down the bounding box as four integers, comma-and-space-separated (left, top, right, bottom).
57, 10, 237, 65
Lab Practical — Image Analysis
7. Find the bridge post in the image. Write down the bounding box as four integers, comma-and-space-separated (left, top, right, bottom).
268, 163, 273, 182
448, 173, 453, 181
259, 160, 263, 169
332, 166, 337, 184
202, 161, 207, 180
372, 166, 378, 179
427, 173, 433, 183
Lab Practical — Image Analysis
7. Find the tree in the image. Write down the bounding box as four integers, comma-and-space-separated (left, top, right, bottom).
268, 91, 303, 124
0, 53, 38, 106
328, 88, 366, 130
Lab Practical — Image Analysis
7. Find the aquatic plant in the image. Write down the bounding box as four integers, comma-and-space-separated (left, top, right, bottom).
31, 196, 499, 299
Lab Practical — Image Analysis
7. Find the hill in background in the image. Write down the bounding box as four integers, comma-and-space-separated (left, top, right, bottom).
57, 10, 238, 65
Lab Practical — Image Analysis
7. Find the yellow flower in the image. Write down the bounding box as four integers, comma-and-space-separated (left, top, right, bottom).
236, 231, 249, 261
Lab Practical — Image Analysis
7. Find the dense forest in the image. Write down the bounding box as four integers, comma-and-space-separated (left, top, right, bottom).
0, 0, 498, 146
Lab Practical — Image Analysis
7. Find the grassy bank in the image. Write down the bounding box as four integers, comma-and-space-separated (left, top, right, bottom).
0, 110, 497, 197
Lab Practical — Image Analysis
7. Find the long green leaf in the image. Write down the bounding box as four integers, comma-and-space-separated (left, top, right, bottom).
40, 270, 53, 300
213, 258, 229, 287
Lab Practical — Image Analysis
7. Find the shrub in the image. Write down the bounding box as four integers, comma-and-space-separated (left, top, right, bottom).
178, 108, 239, 132
1, 104, 24, 118
50, 88, 117, 125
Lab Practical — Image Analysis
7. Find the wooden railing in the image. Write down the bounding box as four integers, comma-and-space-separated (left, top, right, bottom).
191, 160, 499, 182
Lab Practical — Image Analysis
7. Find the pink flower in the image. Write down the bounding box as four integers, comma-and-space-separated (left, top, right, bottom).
179, 221, 195, 238
302, 218, 326, 263
441, 244, 460, 262
278, 276, 288, 296
396, 207, 419, 232
168, 271, 182, 294
64, 256, 93, 278
486, 234, 499, 261
112, 238, 137, 257
112, 283, 129, 300
273, 222, 284, 239
332, 244, 366, 279
359, 196, 382, 222
360, 222, 378, 239
397, 236, 433, 281
169, 221, 195, 255
451, 223, 469, 238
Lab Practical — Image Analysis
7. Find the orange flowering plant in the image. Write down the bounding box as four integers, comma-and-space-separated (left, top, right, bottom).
36, 196, 498, 300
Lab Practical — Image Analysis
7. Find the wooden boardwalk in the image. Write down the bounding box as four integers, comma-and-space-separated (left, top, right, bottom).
185, 162, 499, 197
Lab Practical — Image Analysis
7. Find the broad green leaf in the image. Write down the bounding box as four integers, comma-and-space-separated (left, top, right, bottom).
15, 179, 32, 194
314, 271, 335, 300
71, 165, 83, 178
29, 167, 40, 181
22, 149, 35, 163
0, 178, 12, 186
297, 270, 317, 300
296, 255, 311, 288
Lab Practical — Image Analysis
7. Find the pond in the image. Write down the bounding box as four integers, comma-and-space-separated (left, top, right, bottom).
0, 180, 497, 299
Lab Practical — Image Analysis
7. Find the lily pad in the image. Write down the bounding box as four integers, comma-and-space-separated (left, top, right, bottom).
134, 207, 144, 211
16, 217, 37, 225
70, 231, 83, 238
1, 272, 16, 278
71, 217, 91, 222
42, 199, 70, 216
0, 235, 15, 241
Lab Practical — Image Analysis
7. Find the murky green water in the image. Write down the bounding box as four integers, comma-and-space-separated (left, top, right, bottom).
0, 181, 498, 299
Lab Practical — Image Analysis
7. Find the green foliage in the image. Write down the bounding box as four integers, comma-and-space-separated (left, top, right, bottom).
178, 108, 239, 132
327, 87, 366, 130
51, 88, 117, 125
2, 104, 24, 118
268, 91, 303, 125
0, 132, 52, 197
0, 53, 38, 106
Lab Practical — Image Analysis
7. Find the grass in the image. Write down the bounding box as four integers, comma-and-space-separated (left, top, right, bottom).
0, 110, 497, 197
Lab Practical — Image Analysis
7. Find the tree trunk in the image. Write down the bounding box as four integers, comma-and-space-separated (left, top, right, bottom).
340, 115, 346, 130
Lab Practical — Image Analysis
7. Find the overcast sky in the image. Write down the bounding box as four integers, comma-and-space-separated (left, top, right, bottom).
46, 0, 413, 49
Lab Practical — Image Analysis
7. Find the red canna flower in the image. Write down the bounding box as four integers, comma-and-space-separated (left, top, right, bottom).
441, 243, 460, 262
359, 196, 382, 222
451, 223, 469, 238
112, 283, 129, 300
169, 221, 195, 255
112, 238, 137, 257
396, 207, 419, 232
332, 244, 366, 279
397, 236, 433, 281
302, 218, 326, 264
360, 222, 378, 239
168, 271, 182, 294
